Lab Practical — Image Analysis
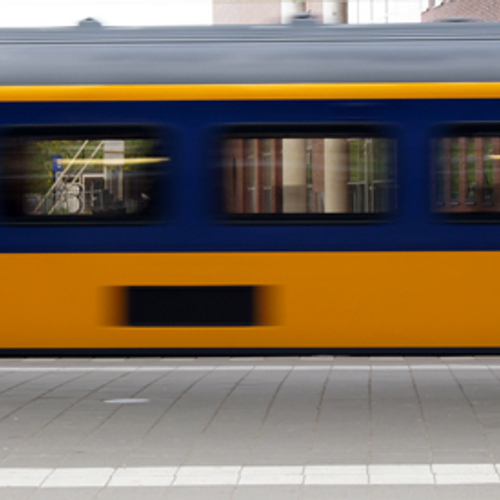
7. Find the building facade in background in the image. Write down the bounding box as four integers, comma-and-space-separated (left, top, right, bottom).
214, 0, 423, 25
422, 0, 500, 22
213, 1, 338, 25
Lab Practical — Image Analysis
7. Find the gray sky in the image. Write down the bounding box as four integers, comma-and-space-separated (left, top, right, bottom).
0, 0, 423, 28
0, 0, 213, 27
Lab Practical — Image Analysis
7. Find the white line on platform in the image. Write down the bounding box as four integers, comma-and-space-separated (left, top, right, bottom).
0, 464, 499, 488
0, 364, 498, 373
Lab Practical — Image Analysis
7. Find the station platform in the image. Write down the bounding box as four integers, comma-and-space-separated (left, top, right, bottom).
1, 355, 500, 499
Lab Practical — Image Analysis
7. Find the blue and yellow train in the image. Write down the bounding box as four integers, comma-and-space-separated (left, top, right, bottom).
1, 18, 500, 354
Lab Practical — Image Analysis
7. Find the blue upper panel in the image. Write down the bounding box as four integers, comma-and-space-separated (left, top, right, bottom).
0, 97, 500, 254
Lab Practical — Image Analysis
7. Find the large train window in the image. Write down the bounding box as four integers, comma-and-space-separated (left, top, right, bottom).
219, 126, 396, 222
432, 126, 500, 221
2, 126, 164, 223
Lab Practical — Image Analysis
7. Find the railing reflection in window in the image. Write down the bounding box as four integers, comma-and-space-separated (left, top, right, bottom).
4, 132, 163, 221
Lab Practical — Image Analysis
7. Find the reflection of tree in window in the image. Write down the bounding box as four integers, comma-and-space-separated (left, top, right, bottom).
484, 138, 494, 205
466, 138, 476, 204
373, 139, 390, 212
347, 138, 392, 214
450, 138, 460, 204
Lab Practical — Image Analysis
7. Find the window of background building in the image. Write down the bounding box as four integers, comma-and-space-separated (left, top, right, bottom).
3, 127, 164, 223
432, 129, 500, 218
220, 128, 396, 221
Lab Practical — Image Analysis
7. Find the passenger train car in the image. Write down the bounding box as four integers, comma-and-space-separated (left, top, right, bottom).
1, 17, 500, 354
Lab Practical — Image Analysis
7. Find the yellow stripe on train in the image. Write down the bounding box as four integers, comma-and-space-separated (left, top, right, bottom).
0, 82, 500, 102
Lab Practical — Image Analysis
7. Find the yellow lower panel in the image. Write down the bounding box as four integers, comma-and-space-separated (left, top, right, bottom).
0, 251, 497, 349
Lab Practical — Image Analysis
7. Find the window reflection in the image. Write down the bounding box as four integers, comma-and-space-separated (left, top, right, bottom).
433, 134, 500, 213
222, 131, 396, 218
3, 130, 163, 222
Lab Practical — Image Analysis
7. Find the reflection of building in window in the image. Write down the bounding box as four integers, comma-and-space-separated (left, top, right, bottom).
224, 138, 283, 214
433, 136, 500, 212
222, 134, 395, 216
4, 133, 161, 221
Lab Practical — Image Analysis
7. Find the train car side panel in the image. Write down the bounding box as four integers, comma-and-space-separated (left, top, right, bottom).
1, 251, 498, 350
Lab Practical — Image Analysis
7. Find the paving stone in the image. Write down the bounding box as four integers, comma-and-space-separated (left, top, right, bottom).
0, 356, 499, 497
232, 485, 301, 500
369, 486, 438, 499
436, 485, 500, 500
97, 487, 167, 499
163, 486, 234, 500
29, 488, 103, 499
0, 488, 36, 500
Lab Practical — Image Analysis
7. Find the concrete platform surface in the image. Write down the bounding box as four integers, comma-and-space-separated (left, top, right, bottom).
0, 356, 500, 498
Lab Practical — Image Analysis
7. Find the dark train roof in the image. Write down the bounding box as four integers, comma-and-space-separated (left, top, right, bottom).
0, 19, 500, 86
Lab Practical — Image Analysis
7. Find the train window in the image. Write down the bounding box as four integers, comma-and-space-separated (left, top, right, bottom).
2, 126, 164, 223
220, 127, 396, 222
432, 129, 500, 220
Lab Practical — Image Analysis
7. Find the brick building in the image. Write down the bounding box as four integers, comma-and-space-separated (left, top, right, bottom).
422, 0, 500, 22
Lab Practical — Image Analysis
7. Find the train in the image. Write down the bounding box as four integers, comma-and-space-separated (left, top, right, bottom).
0, 17, 500, 355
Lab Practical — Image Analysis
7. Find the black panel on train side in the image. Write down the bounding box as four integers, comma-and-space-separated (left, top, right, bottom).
127, 286, 256, 327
